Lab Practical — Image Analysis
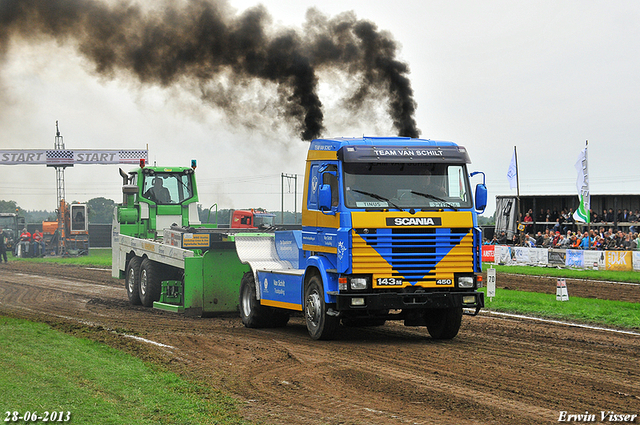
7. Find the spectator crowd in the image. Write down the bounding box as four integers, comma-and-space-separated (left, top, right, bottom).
488, 207, 640, 251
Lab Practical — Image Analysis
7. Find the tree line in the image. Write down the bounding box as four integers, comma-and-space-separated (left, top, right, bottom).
0, 198, 300, 226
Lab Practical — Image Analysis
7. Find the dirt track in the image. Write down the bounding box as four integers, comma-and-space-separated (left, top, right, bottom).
1, 262, 638, 425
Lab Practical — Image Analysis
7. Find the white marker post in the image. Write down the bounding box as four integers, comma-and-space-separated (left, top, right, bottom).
556, 278, 569, 301
487, 267, 496, 301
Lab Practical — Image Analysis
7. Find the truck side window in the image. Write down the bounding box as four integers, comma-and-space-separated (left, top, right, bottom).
322, 164, 339, 206
307, 164, 320, 210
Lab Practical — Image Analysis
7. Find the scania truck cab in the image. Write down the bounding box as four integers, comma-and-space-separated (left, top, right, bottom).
237, 136, 487, 340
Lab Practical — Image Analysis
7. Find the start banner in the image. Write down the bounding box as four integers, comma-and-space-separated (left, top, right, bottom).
0, 149, 148, 166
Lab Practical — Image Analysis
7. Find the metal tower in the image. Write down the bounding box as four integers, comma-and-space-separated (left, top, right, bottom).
53, 121, 68, 254
54, 121, 66, 210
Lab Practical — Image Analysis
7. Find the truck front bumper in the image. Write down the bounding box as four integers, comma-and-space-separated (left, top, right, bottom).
332, 290, 484, 314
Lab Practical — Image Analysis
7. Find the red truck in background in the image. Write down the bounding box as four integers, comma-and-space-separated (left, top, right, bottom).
231, 209, 276, 229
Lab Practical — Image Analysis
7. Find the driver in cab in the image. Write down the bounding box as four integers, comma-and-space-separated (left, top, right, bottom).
417, 168, 447, 198
144, 177, 171, 204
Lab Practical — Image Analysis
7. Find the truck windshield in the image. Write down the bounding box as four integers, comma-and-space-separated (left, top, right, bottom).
254, 214, 275, 228
343, 163, 472, 209
0, 216, 15, 235
142, 172, 194, 205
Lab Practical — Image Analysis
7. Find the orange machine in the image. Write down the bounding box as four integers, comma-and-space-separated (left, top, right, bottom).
42, 200, 89, 256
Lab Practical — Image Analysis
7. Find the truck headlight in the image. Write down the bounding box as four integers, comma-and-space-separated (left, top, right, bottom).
349, 277, 368, 290
462, 295, 476, 304
457, 276, 474, 288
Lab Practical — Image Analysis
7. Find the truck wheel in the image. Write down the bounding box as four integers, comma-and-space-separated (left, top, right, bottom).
139, 258, 162, 307
425, 306, 463, 340
304, 275, 339, 340
239, 272, 290, 328
240, 272, 267, 327
125, 257, 142, 305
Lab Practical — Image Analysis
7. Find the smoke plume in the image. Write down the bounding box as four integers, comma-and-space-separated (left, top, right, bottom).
0, 0, 420, 140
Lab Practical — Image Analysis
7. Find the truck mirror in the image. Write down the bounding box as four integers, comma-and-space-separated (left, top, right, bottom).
319, 184, 333, 212
475, 183, 487, 213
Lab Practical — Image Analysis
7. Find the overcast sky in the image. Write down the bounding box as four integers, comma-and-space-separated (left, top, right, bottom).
1, 0, 639, 217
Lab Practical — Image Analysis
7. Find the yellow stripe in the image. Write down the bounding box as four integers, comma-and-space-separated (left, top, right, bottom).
436, 232, 474, 273
261, 299, 303, 311
307, 150, 338, 160
318, 211, 340, 228
303, 244, 338, 254
302, 210, 340, 228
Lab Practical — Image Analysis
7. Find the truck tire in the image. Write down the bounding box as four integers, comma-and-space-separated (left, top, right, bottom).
304, 275, 339, 340
424, 306, 463, 340
139, 258, 162, 307
239, 272, 289, 328
125, 256, 142, 305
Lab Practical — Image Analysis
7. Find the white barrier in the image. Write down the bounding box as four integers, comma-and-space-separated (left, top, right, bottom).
634, 252, 640, 271
486, 245, 639, 271
512, 247, 549, 266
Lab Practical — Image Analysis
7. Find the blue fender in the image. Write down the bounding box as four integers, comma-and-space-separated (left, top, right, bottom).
303, 255, 339, 304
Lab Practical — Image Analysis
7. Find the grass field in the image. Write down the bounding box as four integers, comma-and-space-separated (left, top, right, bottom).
484, 262, 640, 283
0, 316, 248, 425
8, 248, 112, 267
480, 288, 640, 330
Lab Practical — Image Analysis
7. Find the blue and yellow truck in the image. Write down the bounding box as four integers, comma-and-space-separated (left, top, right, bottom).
113, 136, 486, 340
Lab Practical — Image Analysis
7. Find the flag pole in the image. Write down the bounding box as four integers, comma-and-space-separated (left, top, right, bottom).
514, 146, 521, 244
586, 140, 590, 246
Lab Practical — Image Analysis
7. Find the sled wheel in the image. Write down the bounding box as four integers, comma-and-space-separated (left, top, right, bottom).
139, 258, 162, 307
125, 256, 142, 305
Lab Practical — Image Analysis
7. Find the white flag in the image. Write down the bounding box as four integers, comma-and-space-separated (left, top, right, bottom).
573, 146, 590, 223
507, 149, 517, 190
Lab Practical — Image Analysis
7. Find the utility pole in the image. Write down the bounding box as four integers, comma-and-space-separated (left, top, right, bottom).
281, 173, 297, 224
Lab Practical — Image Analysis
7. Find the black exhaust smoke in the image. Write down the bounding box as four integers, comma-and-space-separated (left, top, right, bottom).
0, 0, 420, 140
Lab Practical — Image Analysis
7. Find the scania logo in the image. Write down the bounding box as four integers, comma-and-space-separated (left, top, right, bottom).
386, 217, 442, 226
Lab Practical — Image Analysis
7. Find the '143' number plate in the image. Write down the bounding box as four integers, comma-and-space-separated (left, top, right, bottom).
377, 278, 402, 286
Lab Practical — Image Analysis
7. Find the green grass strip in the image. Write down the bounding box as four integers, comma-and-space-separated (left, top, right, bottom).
480, 288, 640, 330
0, 317, 248, 425
10, 248, 112, 267
484, 262, 640, 284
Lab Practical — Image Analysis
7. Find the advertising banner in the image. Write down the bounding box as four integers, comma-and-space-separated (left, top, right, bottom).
584, 251, 606, 270
633, 252, 640, 271
494, 245, 513, 265
548, 249, 566, 266
529, 248, 549, 265
482, 245, 495, 263
512, 247, 549, 265
565, 250, 584, 268
493, 246, 638, 270
605, 251, 632, 271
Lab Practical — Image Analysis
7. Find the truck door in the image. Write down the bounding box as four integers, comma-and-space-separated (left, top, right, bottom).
304, 163, 340, 253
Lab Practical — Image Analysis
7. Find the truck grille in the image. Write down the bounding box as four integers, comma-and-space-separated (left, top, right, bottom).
352, 227, 473, 284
